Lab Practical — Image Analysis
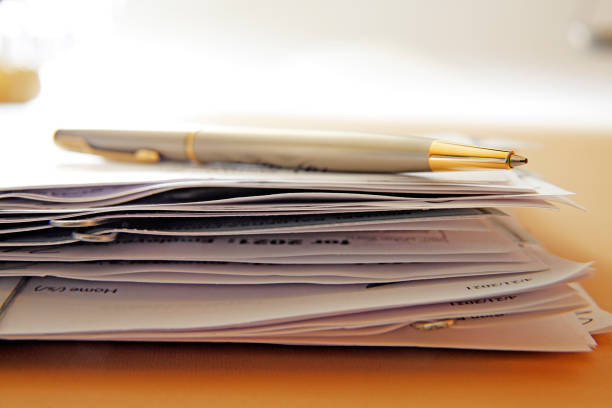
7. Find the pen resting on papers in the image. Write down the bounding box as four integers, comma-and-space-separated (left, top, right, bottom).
53, 126, 528, 173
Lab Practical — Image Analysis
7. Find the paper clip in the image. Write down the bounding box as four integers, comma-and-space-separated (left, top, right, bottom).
410, 319, 456, 331
72, 231, 118, 243
51, 218, 102, 228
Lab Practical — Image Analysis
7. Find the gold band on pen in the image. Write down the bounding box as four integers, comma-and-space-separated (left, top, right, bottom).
185, 131, 200, 164
428, 141, 513, 171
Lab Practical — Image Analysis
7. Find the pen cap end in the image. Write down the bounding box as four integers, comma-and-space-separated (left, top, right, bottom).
53, 130, 90, 153
53, 129, 161, 163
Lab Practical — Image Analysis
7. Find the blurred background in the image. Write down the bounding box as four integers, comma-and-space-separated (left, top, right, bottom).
1, 0, 612, 129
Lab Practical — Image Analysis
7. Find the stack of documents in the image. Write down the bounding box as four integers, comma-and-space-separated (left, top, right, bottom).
0, 150, 610, 351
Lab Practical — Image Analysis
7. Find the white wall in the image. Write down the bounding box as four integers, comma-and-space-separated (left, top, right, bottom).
28, 0, 612, 128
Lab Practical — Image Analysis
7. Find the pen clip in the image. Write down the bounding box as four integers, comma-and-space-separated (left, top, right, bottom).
54, 133, 161, 163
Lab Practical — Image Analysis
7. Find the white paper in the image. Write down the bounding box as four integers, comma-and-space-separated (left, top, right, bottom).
0, 257, 548, 285
568, 283, 612, 334
0, 251, 590, 336
0, 228, 522, 260
4, 311, 595, 352
194, 313, 596, 352
115, 283, 584, 337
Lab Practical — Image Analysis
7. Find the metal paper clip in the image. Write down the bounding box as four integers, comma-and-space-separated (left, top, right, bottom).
51, 218, 102, 228
72, 231, 118, 243
410, 319, 456, 331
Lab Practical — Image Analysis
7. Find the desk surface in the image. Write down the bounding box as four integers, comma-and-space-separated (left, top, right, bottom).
1, 128, 611, 408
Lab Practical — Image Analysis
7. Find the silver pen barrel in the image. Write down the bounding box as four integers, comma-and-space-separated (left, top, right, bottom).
191, 128, 432, 172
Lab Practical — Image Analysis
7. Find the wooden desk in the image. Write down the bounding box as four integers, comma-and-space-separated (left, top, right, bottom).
1, 129, 610, 408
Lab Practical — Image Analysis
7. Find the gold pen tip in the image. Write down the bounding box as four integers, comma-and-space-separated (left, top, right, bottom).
510, 154, 528, 168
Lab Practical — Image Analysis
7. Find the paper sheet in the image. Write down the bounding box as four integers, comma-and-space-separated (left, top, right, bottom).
0, 257, 548, 285
86, 284, 582, 337
0, 228, 523, 263
568, 283, 612, 335
0, 272, 595, 351
0, 250, 590, 336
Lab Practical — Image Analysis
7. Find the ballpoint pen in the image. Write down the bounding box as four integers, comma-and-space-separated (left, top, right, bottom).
53, 126, 528, 173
